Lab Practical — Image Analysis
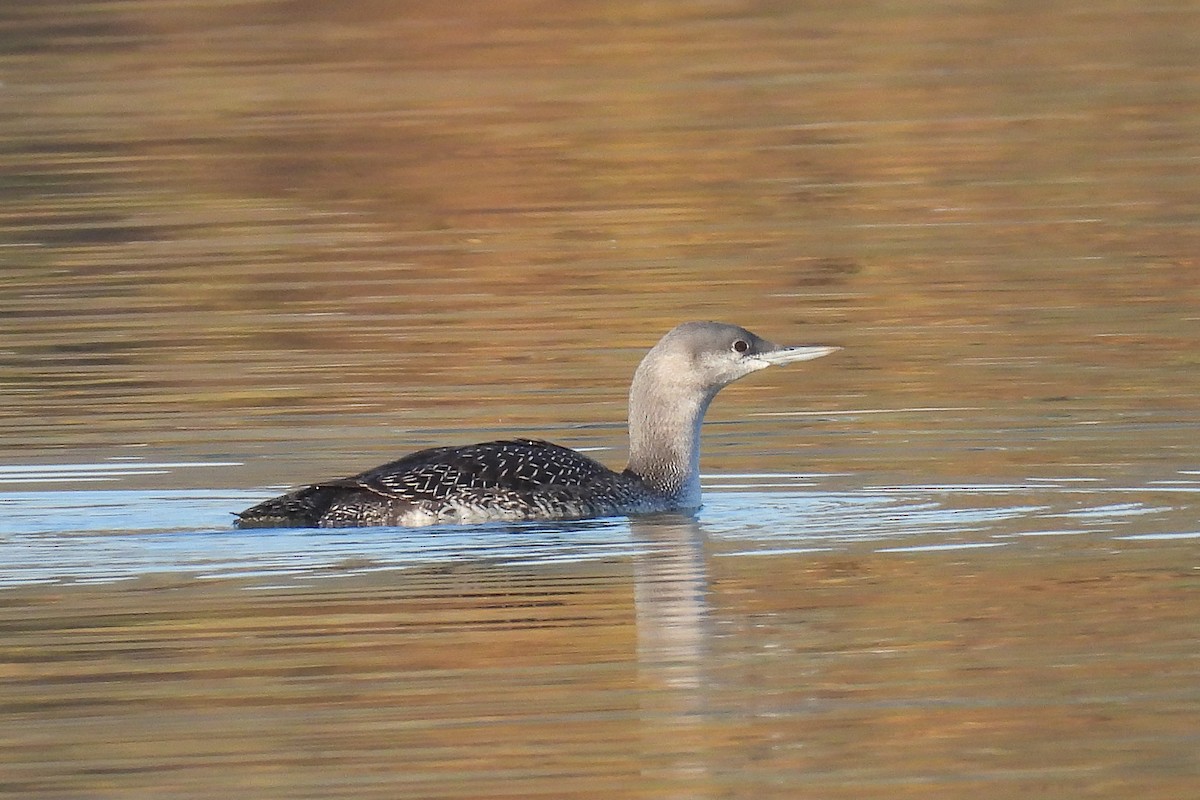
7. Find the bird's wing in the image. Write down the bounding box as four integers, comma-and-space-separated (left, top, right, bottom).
347, 438, 614, 500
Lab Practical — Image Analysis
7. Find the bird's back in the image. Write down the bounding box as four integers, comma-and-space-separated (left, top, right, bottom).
235, 438, 664, 528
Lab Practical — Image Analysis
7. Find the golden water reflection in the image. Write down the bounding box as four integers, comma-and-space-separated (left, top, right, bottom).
2, 0, 1200, 797
1, 532, 1196, 799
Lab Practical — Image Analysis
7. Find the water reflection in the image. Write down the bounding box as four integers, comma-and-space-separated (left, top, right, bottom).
631, 516, 711, 796
632, 516, 709, 690
3, 0, 1200, 795
1, 477, 1197, 798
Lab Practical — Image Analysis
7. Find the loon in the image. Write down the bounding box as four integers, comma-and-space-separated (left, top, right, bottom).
234, 322, 837, 528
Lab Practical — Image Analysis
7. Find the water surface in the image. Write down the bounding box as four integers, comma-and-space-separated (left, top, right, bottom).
1, 0, 1198, 797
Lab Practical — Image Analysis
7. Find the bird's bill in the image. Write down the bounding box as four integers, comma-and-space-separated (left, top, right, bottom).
756, 344, 841, 365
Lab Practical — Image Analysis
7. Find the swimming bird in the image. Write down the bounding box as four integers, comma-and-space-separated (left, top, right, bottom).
234, 321, 837, 528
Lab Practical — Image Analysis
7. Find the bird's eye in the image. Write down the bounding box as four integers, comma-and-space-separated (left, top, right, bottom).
732, 339, 749, 354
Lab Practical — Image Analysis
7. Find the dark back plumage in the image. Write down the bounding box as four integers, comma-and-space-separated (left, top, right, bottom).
350, 438, 613, 498
235, 439, 626, 528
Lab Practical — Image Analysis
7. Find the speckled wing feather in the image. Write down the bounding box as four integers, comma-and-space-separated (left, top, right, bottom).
235, 438, 632, 528
350, 438, 614, 500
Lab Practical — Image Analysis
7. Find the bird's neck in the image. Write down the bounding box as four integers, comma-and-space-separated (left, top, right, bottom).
624, 359, 717, 507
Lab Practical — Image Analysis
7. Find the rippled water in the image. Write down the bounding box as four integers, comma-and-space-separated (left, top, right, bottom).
3, 0, 1200, 797
3, 475, 1197, 580
3, 459, 1196, 581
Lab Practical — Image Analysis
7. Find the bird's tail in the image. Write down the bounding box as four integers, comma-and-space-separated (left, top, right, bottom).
234, 484, 346, 528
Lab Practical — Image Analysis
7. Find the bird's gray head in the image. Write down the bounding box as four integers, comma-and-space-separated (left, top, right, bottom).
624, 321, 837, 500
639, 321, 838, 395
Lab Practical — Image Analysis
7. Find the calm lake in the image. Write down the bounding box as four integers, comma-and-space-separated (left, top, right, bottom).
1, 1, 1198, 798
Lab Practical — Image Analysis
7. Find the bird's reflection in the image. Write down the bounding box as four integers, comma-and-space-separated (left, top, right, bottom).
630, 514, 712, 796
